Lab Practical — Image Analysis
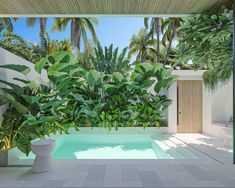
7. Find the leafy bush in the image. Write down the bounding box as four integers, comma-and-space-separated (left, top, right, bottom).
176, 9, 232, 90
0, 49, 177, 154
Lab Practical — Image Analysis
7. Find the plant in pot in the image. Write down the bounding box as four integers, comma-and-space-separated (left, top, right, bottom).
0, 64, 67, 165
0, 64, 33, 166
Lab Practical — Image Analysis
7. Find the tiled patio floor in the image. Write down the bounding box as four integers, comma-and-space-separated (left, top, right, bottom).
0, 134, 234, 188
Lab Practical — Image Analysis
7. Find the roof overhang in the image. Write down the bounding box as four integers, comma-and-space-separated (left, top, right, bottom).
0, 0, 232, 17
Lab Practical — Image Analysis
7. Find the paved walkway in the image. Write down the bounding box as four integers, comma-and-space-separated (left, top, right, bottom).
0, 134, 234, 188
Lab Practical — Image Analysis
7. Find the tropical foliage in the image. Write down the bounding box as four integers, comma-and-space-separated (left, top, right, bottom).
176, 9, 232, 90
0, 32, 41, 63
144, 17, 162, 62
44, 33, 73, 54
77, 41, 95, 70
128, 29, 157, 63
90, 43, 131, 74
0, 50, 176, 154
51, 18, 98, 51
26, 18, 47, 56
161, 18, 183, 65
0, 18, 17, 33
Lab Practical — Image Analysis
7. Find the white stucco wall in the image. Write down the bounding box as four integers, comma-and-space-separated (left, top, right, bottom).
0, 48, 48, 123
168, 70, 233, 139
203, 80, 233, 138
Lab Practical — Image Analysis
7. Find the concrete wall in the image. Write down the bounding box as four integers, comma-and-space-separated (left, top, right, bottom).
0, 47, 47, 123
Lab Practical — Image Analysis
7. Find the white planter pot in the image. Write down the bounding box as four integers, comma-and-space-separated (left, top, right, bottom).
31, 139, 56, 173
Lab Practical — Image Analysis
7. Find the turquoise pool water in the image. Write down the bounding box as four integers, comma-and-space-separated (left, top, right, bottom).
22, 133, 198, 159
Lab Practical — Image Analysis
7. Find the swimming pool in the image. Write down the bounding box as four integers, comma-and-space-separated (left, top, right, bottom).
21, 129, 198, 160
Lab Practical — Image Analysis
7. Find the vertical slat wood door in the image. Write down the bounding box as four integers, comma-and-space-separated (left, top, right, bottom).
177, 80, 202, 133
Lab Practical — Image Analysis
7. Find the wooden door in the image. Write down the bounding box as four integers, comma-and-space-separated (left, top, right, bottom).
177, 80, 202, 133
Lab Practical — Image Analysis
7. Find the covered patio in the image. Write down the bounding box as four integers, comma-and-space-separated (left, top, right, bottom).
0, 0, 234, 187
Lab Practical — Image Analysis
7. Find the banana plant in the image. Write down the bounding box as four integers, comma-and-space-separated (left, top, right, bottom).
90, 43, 131, 75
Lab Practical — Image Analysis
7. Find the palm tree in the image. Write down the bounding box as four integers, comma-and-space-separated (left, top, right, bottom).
44, 33, 72, 55
161, 18, 183, 66
144, 17, 162, 62
26, 18, 47, 56
77, 41, 95, 70
51, 18, 98, 51
0, 18, 18, 33
0, 32, 41, 63
128, 29, 157, 63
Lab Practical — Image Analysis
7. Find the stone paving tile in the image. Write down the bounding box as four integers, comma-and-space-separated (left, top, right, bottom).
42, 180, 66, 187
73, 164, 90, 172
209, 171, 235, 186
85, 165, 106, 181
161, 179, 184, 187
82, 180, 104, 187
139, 171, 163, 187
62, 170, 88, 187
121, 164, 140, 181
104, 170, 122, 187
167, 164, 185, 172
121, 180, 143, 187
182, 165, 214, 181
169, 171, 199, 186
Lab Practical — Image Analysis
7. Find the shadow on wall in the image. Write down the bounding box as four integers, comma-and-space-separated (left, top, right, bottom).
0, 47, 48, 123
211, 83, 233, 124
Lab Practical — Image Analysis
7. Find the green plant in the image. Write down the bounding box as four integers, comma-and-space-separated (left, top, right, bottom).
90, 43, 131, 74
0, 18, 18, 33
144, 17, 162, 62
0, 32, 41, 63
0, 63, 72, 155
0, 48, 176, 155
176, 9, 232, 90
45, 33, 73, 55
128, 29, 157, 63
36, 51, 176, 129
161, 18, 183, 65
26, 18, 47, 56
51, 18, 98, 51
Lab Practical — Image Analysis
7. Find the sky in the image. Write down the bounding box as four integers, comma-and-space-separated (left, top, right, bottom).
13, 17, 145, 51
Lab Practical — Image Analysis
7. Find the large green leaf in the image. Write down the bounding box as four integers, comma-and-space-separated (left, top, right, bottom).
87, 70, 101, 87
112, 72, 124, 82
13, 78, 30, 84
0, 79, 24, 94
0, 64, 31, 75
48, 63, 70, 72
22, 95, 41, 104
3, 93, 28, 113
40, 100, 65, 111
35, 56, 48, 73
154, 77, 176, 93
139, 62, 153, 73
0, 95, 8, 105
48, 70, 67, 77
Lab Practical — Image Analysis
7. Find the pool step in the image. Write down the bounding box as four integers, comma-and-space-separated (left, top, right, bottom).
151, 141, 171, 159
152, 136, 197, 159
167, 137, 198, 159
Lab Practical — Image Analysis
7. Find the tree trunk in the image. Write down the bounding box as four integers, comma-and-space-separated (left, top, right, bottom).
154, 18, 160, 62
140, 51, 147, 63
71, 19, 81, 51
39, 18, 46, 57
164, 25, 176, 66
